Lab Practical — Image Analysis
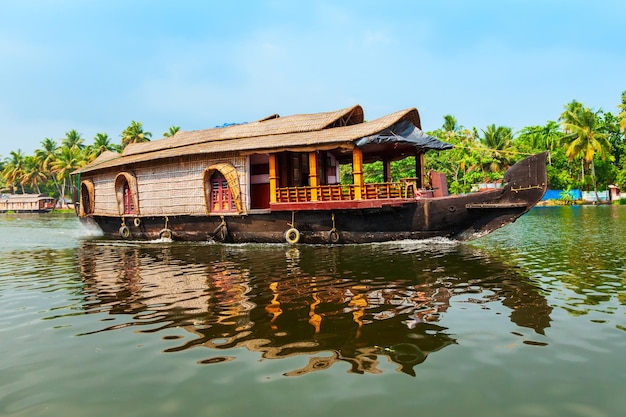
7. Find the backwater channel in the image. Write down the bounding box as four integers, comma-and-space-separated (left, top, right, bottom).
1, 206, 624, 416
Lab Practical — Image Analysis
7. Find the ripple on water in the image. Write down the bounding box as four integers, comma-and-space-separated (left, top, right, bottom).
1, 209, 626, 416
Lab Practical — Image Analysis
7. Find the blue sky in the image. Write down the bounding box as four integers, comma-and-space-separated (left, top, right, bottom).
1, 0, 624, 158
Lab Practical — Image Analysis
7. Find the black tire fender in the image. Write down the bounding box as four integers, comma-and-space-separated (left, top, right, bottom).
119, 225, 130, 239
159, 228, 172, 240
213, 223, 228, 242
328, 229, 340, 243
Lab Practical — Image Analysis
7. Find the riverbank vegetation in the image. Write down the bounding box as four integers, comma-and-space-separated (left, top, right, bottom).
2, 93, 626, 201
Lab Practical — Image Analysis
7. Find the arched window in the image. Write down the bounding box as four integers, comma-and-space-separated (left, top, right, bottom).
210, 172, 236, 213
203, 163, 243, 214
82, 186, 90, 212
80, 180, 95, 216
114, 172, 139, 216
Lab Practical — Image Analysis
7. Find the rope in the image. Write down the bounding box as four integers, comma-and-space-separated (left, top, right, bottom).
450, 143, 541, 157
77, 172, 81, 208
288, 211, 295, 228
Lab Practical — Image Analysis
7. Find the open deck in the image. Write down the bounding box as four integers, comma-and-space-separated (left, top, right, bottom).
271, 180, 436, 211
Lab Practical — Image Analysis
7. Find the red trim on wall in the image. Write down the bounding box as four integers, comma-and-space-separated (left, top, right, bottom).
270, 198, 415, 211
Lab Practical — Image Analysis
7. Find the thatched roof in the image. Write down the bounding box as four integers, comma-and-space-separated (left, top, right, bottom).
88, 150, 120, 165
75, 105, 425, 174
123, 104, 367, 157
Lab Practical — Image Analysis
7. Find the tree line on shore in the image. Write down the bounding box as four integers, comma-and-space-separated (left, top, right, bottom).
0, 122, 178, 203
2, 92, 626, 202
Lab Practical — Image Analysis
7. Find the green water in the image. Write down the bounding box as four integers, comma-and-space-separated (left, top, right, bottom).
0, 208, 624, 416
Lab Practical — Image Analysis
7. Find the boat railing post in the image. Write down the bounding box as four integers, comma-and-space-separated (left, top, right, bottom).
269, 154, 278, 203
309, 151, 319, 201
308, 152, 319, 201
352, 147, 363, 200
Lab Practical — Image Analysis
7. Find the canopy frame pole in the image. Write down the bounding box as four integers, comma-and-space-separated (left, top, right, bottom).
352, 148, 363, 200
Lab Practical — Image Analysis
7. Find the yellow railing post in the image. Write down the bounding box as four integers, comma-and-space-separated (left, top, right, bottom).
308, 152, 318, 201
353, 147, 363, 200
269, 154, 278, 203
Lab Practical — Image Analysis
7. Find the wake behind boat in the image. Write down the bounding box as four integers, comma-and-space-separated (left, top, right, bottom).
71, 105, 547, 243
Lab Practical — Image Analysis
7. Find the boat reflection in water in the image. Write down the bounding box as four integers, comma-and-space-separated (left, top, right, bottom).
77, 240, 552, 376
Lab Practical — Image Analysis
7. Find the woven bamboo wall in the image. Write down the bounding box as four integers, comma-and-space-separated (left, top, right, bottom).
90, 174, 118, 216
88, 152, 248, 217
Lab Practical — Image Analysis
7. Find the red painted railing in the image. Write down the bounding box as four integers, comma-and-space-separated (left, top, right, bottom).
275, 181, 427, 203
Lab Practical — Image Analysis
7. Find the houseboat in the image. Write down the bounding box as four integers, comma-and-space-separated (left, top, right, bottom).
0, 193, 56, 213
71, 105, 547, 243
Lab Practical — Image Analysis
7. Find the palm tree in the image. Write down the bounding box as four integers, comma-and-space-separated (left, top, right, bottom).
0, 159, 6, 192
50, 146, 84, 205
427, 121, 479, 193
442, 115, 458, 136
541, 121, 562, 164
163, 125, 180, 137
516, 121, 561, 165
441, 115, 472, 173
62, 129, 85, 150
21, 155, 47, 194
561, 100, 585, 124
480, 124, 514, 172
35, 138, 59, 171
618, 90, 626, 136
90, 132, 119, 157
2, 150, 26, 193
561, 100, 588, 182
121, 121, 152, 148
34, 138, 60, 198
457, 128, 480, 174
560, 103, 611, 200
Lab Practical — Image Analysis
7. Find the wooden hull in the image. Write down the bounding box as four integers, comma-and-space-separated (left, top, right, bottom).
82, 153, 547, 243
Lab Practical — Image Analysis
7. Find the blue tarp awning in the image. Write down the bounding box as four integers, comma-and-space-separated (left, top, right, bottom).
355, 120, 453, 153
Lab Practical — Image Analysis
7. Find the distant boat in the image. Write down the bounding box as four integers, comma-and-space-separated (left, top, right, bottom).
71, 105, 547, 243
0, 193, 56, 213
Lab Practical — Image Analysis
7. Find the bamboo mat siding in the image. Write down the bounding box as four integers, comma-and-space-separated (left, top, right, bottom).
91, 173, 119, 216
88, 153, 247, 217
